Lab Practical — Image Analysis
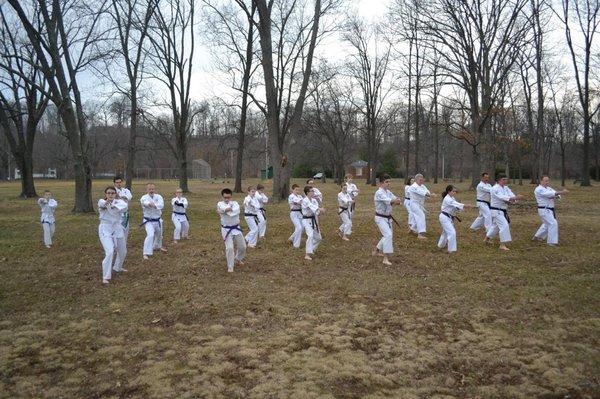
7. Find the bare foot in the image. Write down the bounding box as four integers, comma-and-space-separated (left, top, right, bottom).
484, 237, 492, 245
173, 241, 178, 245
102, 279, 110, 284
160, 247, 168, 253
143, 255, 150, 260
371, 248, 383, 257
236, 260, 245, 266
499, 245, 510, 251
417, 235, 427, 240
304, 254, 313, 261
338, 230, 343, 238
342, 236, 350, 241
382, 258, 392, 266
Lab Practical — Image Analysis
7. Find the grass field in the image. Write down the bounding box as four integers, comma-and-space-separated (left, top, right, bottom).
0, 178, 598, 398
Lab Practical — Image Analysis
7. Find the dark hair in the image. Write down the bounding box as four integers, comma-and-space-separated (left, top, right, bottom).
44, 189, 51, 194
481, 172, 489, 177
497, 173, 507, 180
221, 188, 232, 196
105, 186, 117, 194
291, 184, 299, 189
442, 185, 456, 198
379, 173, 391, 183
306, 179, 314, 184
304, 185, 313, 195
256, 184, 265, 190
247, 185, 255, 192
113, 175, 123, 182
405, 175, 414, 186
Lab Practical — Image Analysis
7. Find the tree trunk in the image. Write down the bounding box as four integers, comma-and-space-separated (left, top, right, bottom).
582, 109, 591, 186
126, 93, 138, 189
19, 151, 37, 198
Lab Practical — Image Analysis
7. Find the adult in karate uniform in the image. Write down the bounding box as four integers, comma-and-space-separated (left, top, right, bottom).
438, 185, 473, 253
288, 184, 304, 248
404, 176, 416, 233
256, 184, 269, 238
302, 185, 325, 260
98, 187, 128, 284
306, 179, 323, 204
38, 190, 58, 248
345, 174, 359, 213
113, 176, 133, 243
469, 172, 493, 233
533, 176, 568, 246
485, 174, 523, 251
140, 183, 167, 259
409, 173, 436, 239
337, 183, 354, 241
171, 188, 189, 243
243, 186, 261, 248
372, 174, 402, 266
217, 188, 246, 272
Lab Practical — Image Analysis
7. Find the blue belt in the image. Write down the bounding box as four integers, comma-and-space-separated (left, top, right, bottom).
244, 213, 259, 225
222, 224, 242, 241
140, 217, 161, 229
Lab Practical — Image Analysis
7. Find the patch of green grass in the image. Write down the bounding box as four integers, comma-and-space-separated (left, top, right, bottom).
0, 178, 599, 398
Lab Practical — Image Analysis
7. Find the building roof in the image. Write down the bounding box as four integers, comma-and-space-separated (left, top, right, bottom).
350, 160, 368, 167
192, 159, 210, 167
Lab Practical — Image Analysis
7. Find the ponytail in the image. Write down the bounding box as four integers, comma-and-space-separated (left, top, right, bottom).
442, 185, 455, 199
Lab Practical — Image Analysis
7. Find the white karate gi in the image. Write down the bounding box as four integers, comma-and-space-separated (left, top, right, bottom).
313, 187, 323, 204
38, 198, 57, 246
217, 200, 246, 272
346, 182, 359, 213
98, 198, 128, 280
404, 185, 416, 232
115, 186, 133, 242
374, 187, 397, 254
338, 191, 353, 236
409, 182, 430, 234
288, 193, 304, 248
533, 185, 559, 245
243, 194, 261, 247
140, 193, 164, 255
302, 197, 322, 255
437, 195, 465, 253
256, 192, 269, 238
171, 197, 190, 240
486, 184, 515, 243
469, 181, 492, 231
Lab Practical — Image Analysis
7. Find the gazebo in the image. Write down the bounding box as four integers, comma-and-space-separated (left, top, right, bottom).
191, 159, 211, 180
347, 160, 368, 178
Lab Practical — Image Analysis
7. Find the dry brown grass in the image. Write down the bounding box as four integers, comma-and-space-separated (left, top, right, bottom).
0, 178, 598, 398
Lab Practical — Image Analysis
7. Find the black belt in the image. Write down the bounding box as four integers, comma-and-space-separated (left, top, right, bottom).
259, 207, 267, 220
489, 207, 510, 224
140, 217, 161, 229
351, 202, 356, 212
405, 197, 410, 201
538, 206, 556, 219
244, 213, 259, 225
375, 212, 401, 228
290, 208, 302, 212
442, 211, 461, 223
302, 215, 319, 232
477, 199, 491, 207
173, 211, 189, 220
221, 224, 242, 241
339, 206, 349, 215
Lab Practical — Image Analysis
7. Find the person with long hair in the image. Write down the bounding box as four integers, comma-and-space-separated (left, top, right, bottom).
288, 184, 304, 248
438, 185, 472, 253
372, 174, 403, 265
404, 176, 416, 234
98, 186, 128, 284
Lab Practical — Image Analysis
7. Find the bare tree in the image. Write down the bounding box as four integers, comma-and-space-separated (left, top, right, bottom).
146, 0, 197, 192
553, 0, 600, 186
7, 0, 110, 212
205, 0, 257, 192
253, 0, 335, 200
344, 16, 394, 185
0, 8, 49, 197
411, 0, 530, 187
105, 0, 156, 188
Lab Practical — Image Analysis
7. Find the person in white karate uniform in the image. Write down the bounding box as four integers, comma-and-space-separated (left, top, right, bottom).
302, 185, 325, 260
243, 186, 261, 248
345, 174, 359, 214
307, 179, 323, 204
337, 183, 354, 241
256, 184, 269, 238
372, 174, 402, 265
437, 185, 473, 253
533, 175, 568, 246
38, 190, 58, 248
485, 174, 523, 251
113, 176, 133, 243
97, 187, 128, 284
217, 188, 246, 272
288, 184, 304, 248
469, 172, 493, 233
409, 173, 436, 239
171, 188, 189, 244
140, 183, 167, 259
404, 176, 416, 234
